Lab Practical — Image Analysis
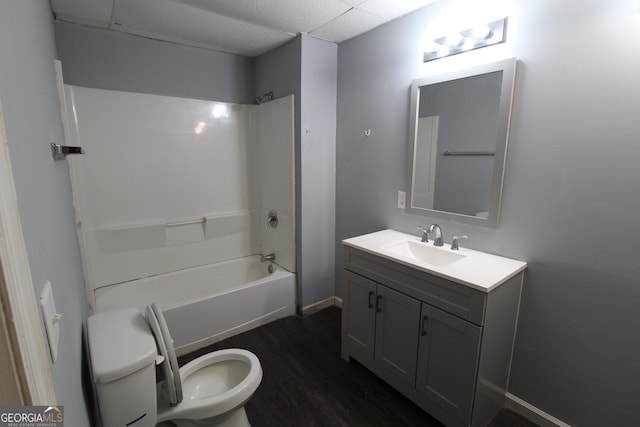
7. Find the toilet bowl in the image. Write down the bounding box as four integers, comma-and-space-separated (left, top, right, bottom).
85, 303, 262, 427
157, 349, 262, 427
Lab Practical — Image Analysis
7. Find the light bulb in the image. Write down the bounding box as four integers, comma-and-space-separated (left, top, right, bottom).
437, 45, 450, 57
445, 33, 465, 46
423, 40, 440, 54
461, 39, 476, 51
472, 25, 493, 39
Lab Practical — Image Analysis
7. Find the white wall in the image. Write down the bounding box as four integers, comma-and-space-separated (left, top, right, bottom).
336, 0, 640, 425
0, 1, 90, 425
63, 86, 296, 299
258, 96, 296, 272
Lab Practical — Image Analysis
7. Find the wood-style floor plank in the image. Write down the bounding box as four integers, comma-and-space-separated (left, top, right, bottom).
178, 307, 537, 427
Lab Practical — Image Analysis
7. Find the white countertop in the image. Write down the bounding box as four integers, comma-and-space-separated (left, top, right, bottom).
343, 229, 527, 292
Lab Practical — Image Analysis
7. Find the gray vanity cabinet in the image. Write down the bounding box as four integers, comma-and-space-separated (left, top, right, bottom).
416, 303, 482, 424
374, 284, 421, 386
342, 245, 524, 427
344, 271, 421, 386
343, 271, 376, 359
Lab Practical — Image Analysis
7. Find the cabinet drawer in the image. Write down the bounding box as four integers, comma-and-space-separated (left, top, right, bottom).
344, 246, 486, 326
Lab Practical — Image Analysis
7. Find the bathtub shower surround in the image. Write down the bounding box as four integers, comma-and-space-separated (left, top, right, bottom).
61, 85, 296, 352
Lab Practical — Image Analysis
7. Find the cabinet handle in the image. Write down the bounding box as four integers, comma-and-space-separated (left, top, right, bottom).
376, 295, 382, 312
421, 315, 429, 336
367, 291, 374, 308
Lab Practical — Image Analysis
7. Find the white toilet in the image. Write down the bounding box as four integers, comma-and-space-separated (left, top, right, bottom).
85, 303, 262, 427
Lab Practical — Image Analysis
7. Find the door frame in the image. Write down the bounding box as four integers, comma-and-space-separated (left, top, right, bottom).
0, 98, 57, 403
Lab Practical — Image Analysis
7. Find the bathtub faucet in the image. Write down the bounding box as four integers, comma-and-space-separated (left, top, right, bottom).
260, 253, 275, 262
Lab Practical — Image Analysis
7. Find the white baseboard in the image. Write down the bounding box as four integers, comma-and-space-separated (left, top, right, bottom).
505, 392, 571, 427
299, 296, 341, 316
333, 296, 342, 308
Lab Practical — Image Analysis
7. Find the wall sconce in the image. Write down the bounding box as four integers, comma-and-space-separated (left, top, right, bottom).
423, 18, 508, 63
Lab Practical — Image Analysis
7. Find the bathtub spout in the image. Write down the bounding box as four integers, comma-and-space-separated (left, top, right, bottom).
260, 253, 275, 262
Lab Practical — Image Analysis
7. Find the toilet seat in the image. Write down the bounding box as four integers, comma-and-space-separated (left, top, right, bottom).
145, 304, 263, 424
149, 303, 183, 403
145, 305, 179, 405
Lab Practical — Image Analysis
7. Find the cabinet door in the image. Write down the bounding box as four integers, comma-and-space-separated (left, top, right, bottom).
416, 303, 482, 425
374, 284, 421, 386
344, 272, 376, 359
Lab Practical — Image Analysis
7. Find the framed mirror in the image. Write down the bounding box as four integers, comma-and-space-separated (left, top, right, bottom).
407, 57, 516, 227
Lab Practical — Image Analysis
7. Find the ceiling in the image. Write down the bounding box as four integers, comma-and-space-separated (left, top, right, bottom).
50, 0, 439, 57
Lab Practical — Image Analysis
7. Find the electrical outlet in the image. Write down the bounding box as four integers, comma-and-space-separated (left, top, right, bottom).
397, 191, 406, 209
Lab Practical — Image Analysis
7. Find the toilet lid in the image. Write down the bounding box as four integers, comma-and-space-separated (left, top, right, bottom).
150, 303, 182, 403
145, 305, 182, 406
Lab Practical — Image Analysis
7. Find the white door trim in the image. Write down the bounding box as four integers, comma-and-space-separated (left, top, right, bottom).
0, 98, 57, 403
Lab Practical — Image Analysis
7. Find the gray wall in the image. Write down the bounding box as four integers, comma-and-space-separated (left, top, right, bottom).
255, 35, 337, 308
55, 21, 254, 103
299, 35, 337, 306
336, 0, 640, 425
0, 2, 90, 426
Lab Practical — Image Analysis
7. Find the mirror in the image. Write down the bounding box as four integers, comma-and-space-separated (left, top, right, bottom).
408, 58, 516, 228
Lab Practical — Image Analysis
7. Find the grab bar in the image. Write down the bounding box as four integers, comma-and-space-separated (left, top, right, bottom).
166, 217, 206, 227
443, 150, 495, 156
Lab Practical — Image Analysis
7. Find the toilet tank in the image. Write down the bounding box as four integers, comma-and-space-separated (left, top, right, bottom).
86, 308, 158, 427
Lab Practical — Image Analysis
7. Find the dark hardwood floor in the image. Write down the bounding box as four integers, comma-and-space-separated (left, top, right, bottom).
178, 306, 537, 427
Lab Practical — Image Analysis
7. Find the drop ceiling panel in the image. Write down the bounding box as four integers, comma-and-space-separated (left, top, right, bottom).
357, 0, 438, 20
172, 0, 352, 34
338, 0, 368, 6
309, 8, 384, 43
51, 0, 441, 56
111, 0, 293, 56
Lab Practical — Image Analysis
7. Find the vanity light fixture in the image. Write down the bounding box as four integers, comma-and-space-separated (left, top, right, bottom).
423, 17, 508, 63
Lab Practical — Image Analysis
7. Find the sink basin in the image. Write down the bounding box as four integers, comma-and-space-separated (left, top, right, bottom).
343, 230, 528, 292
383, 240, 465, 267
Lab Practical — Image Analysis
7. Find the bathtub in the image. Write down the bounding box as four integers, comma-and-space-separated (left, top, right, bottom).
93, 255, 296, 355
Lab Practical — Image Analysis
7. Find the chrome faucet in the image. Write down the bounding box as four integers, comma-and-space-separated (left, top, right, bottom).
427, 224, 443, 247
260, 253, 275, 262
417, 226, 429, 243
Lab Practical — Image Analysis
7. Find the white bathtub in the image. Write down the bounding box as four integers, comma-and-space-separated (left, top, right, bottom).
94, 256, 296, 355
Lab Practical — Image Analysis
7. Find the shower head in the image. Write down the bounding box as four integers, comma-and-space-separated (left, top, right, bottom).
255, 91, 274, 105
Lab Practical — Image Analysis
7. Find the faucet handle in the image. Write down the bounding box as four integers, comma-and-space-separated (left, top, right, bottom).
451, 235, 468, 251
417, 226, 429, 242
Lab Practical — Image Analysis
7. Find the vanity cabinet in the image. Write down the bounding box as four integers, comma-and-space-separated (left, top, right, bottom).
344, 272, 421, 386
416, 302, 481, 424
342, 245, 524, 427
